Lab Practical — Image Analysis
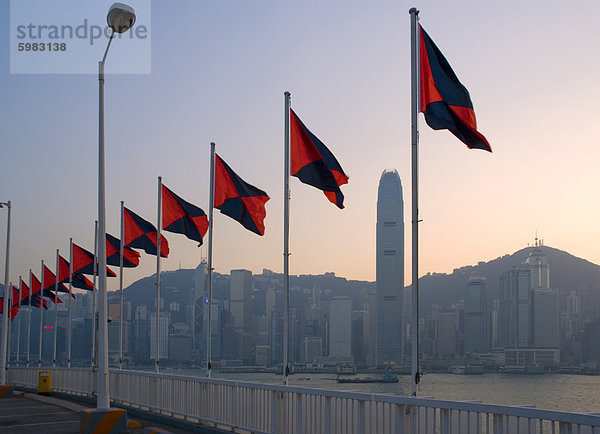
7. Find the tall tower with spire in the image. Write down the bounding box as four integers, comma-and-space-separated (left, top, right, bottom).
375, 170, 404, 366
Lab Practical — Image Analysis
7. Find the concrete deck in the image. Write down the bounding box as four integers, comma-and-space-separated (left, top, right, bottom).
0, 394, 80, 433
0, 391, 224, 433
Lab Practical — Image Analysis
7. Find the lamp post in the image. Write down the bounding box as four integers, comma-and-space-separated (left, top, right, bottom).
0, 200, 12, 386
97, 3, 135, 410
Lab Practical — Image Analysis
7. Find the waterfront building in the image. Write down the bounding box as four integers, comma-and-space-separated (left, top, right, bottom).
500, 245, 560, 361
304, 336, 323, 362
436, 308, 458, 356
464, 276, 489, 354
133, 304, 150, 363
329, 296, 352, 358
194, 261, 208, 358
150, 312, 169, 360
375, 169, 404, 366
255, 345, 271, 367
351, 311, 367, 366
532, 288, 559, 348
229, 269, 253, 334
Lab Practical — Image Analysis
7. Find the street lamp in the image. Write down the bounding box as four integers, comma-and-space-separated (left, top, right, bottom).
0, 201, 11, 386
97, 3, 135, 410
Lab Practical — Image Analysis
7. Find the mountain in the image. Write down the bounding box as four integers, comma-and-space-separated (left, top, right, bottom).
119, 245, 600, 314
417, 245, 600, 311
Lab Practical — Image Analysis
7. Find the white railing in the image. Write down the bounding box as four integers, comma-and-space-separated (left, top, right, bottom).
7, 367, 600, 434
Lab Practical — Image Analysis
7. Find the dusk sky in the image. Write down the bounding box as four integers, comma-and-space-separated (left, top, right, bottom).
1, 0, 599, 292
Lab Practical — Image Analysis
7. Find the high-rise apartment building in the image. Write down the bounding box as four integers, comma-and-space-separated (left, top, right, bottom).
376, 170, 404, 366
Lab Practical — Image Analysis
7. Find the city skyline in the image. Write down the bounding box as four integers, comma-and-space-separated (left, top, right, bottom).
2, 0, 600, 291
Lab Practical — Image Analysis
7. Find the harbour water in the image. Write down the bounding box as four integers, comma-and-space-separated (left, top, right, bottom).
166, 369, 600, 414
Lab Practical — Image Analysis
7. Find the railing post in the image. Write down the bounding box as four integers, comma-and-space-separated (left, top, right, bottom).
358, 400, 366, 434
440, 408, 451, 434
270, 391, 277, 433
559, 422, 574, 434
295, 393, 303, 434
410, 404, 419, 434
493, 414, 505, 434
325, 396, 332, 434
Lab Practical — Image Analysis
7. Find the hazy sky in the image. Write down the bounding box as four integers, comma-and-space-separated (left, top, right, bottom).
1, 0, 599, 292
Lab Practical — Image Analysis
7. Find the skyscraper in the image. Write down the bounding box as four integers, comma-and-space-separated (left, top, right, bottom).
500, 246, 558, 350
329, 296, 352, 358
464, 276, 489, 354
376, 169, 404, 366
194, 261, 208, 358
229, 269, 252, 334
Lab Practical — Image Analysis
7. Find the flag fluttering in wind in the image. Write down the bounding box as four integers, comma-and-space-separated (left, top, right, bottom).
31, 272, 41, 297
124, 207, 170, 257
419, 25, 491, 151
162, 184, 209, 245
214, 154, 270, 236
289, 109, 349, 209
106, 233, 140, 268
0, 297, 19, 319
9, 285, 20, 320
30, 295, 48, 310
72, 242, 117, 277
42, 265, 69, 301
58, 255, 93, 291
19, 278, 30, 306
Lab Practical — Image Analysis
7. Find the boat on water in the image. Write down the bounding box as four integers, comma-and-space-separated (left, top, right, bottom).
337, 374, 399, 384
449, 365, 484, 375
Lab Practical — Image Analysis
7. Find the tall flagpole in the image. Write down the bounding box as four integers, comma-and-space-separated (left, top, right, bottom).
27, 270, 32, 367
156, 176, 162, 373
119, 201, 125, 369
68, 238, 73, 368
0, 200, 11, 385
16, 277, 22, 366
38, 261, 44, 367
92, 220, 98, 368
53, 249, 59, 368
6, 283, 11, 367
283, 91, 291, 385
409, 7, 421, 397
206, 142, 215, 378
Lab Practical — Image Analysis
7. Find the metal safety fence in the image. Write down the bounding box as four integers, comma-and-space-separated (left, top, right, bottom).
7, 367, 600, 434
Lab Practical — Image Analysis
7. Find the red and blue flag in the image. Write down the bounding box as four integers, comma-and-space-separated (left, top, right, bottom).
162, 184, 209, 245
214, 154, 270, 236
124, 207, 170, 257
58, 255, 93, 292
18, 278, 30, 306
31, 272, 41, 297
42, 264, 70, 301
106, 233, 140, 268
28, 272, 49, 308
31, 296, 48, 310
419, 25, 491, 152
72, 242, 118, 277
10, 285, 20, 320
290, 109, 348, 209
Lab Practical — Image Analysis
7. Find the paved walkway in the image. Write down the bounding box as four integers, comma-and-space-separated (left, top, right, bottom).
0, 391, 205, 433
0, 393, 80, 433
